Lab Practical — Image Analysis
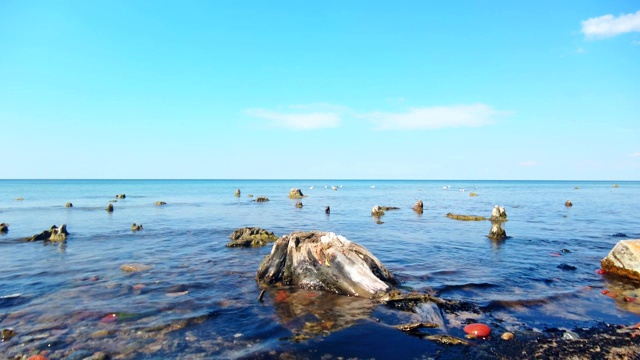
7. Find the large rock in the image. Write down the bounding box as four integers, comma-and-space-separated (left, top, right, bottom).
227, 227, 278, 247
256, 231, 398, 297
27, 224, 69, 242
601, 239, 640, 280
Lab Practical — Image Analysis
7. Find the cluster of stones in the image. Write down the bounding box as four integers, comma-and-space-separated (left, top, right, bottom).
226, 227, 278, 247
27, 224, 69, 242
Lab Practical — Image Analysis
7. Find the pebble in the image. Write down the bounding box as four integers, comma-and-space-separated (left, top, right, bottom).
463, 323, 491, 337
500, 332, 515, 340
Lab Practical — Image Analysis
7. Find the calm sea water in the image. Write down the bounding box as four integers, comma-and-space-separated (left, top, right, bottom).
1, 179, 639, 359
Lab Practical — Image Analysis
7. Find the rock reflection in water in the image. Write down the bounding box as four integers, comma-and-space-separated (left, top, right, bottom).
268, 288, 377, 340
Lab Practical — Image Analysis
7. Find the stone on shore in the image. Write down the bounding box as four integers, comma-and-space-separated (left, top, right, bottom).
27, 224, 69, 242
288, 188, 305, 199
227, 227, 278, 247
256, 231, 399, 297
601, 239, 640, 280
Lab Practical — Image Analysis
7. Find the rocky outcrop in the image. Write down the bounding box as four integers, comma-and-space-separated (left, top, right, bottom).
413, 200, 423, 213
255, 196, 269, 202
288, 188, 305, 199
256, 231, 399, 297
27, 224, 69, 242
0, 223, 8, 233
601, 239, 640, 280
106, 203, 114, 212
226, 227, 278, 247
235, 188, 241, 197
131, 223, 143, 231
371, 205, 385, 217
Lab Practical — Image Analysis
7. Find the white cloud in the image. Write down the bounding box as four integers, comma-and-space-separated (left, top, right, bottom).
629, 152, 640, 157
360, 103, 504, 130
581, 10, 640, 38
245, 104, 343, 130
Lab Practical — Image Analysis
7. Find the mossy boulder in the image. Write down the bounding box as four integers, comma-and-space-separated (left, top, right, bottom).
27, 224, 69, 242
227, 227, 278, 247
446, 213, 486, 221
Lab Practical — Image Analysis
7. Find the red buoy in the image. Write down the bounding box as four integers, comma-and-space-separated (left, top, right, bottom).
463, 323, 491, 337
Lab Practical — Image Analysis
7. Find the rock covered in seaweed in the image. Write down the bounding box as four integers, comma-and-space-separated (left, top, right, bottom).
227, 227, 278, 247
256, 231, 399, 297
601, 239, 640, 280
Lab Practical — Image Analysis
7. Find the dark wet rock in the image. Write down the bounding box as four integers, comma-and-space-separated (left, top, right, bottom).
0, 223, 8, 233
288, 188, 305, 199
65, 202, 73, 208
557, 263, 577, 271
27, 224, 69, 242
325, 206, 330, 214
106, 203, 114, 212
446, 213, 486, 221
256, 231, 399, 297
490, 205, 507, 221
612, 233, 628, 238
560, 248, 571, 253
155, 201, 167, 206
295, 201, 303, 208
601, 239, 640, 280
487, 221, 507, 240
565, 200, 573, 207
371, 205, 385, 217
235, 188, 241, 197
227, 227, 278, 248
413, 200, 423, 213
116, 193, 126, 199
255, 196, 269, 202
131, 223, 143, 231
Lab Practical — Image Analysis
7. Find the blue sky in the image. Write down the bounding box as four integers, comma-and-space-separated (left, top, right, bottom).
1, 1, 638, 180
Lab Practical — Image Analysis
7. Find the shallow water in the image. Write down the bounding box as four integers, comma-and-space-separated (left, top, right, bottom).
1, 179, 639, 359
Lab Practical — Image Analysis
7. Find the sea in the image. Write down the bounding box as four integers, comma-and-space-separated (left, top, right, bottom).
1, 179, 639, 359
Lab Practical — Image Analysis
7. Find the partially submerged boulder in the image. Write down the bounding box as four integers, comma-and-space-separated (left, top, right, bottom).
131, 223, 143, 231
288, 188, 305, 199
490, 205, 507, 221
116, 194, 126, 199
106, 203, 114, 212
227, 227, 278, 247
65, 202, 73, 208
295, 201, 303, 208
413, 200, 423, 213
601, 239, 640, 280
27, 224, 69, 242
565, 200, 573, 207
371, 205, 385, 217
0, 223, 8, 233
446, 213, 486, 221
255, 196, 269, 202
256, 231, 399, 297
155, 201, 167, 206
235, 188, 241, 197
487, 221, 507, 240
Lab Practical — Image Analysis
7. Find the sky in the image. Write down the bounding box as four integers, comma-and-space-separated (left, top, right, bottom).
0, 1, 638, 180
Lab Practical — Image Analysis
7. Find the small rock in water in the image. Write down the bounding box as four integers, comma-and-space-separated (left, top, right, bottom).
500, 332, 515, 340
557, 263, 577, 271
463, 323, 491, 337
612, 233, 628, 238
120, 263, 153, 272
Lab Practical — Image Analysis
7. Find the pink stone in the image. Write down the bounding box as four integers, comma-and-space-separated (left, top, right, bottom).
463, 323, 491, 337
100, 313, 117, 323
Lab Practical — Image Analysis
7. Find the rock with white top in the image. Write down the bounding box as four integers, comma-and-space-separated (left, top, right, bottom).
256, 231, 398, 297
601, 239, 640, 280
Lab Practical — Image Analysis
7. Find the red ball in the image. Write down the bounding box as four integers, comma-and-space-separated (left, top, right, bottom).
463, 323, 491, 337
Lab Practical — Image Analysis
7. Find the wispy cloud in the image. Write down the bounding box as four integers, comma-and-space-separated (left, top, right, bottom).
629, 152, 640, 157
519, 161, 541, 167
360, 103, 505, 130
581, 10, 640, 38
245, 103, 344, 130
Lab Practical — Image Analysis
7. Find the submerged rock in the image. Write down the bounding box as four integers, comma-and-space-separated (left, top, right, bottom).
288, 188, 305, 199
601, 239, 640, 280
227, 227, 278, 247
256, 231, 399, 297
446, 213, 486, 221
27, 224, 69, 242
155, 201, 167, 206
